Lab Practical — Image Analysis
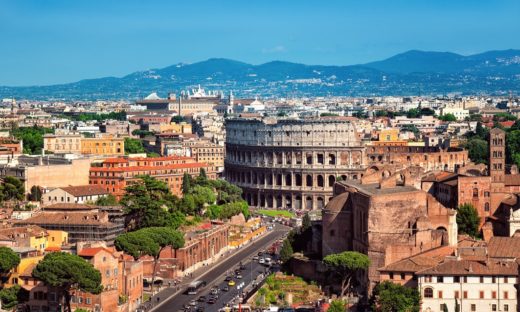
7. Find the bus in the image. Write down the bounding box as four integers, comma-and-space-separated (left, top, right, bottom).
219, 304, 252, 312
186, 280, 206, 295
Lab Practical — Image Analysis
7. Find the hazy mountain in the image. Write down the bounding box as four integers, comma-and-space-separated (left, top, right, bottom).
1, 49, 519, 100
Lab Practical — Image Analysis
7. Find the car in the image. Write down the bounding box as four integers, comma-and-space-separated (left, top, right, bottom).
259, 258, 265, 264
236, 274, 243, 279
189, 300, 198, 306
252, 255, 259, 261
197, 296, 206, 302
211, 288, 219, 296
222, 285, 229, 292
257, 251, 263, 256
239, 264, 246, 270
224, 276, 232, 282
228, 280, 236, 286
207, 297, 217, 304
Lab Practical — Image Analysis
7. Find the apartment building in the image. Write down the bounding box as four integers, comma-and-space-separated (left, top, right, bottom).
89, 156, 216, 199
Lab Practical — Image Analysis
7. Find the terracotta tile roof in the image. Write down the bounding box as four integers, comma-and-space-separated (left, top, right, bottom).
488, 236, 520, 258
324, 192, 349, 212
60, 185, 108, 197
0, 233, 13, 241
43, 203, 98, 211
45, 246, 61, 252
379, 246, 455, 273
17, 212, 113, 226
78, 247, 114, 257
417, 259, 518, 276
0, 225, 48, 238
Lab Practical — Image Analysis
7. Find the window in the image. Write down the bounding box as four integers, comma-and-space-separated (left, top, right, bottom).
492, 291, 497, 299
504, 277, 509, 283
504, 291, 509, 299
423, 288, 433, 298
480, 291, 484, 299
454, 291, 459, 298
437, 276, 444, 283
86, 298, 91, 305
400, 273, 405, 280
425, 275, 432, 283
504, 304, 509, 311
454, 276, 460, 283
471, 304, 476, 312
463, 291, 468, 299
438, 291, 443, 299
492, 276, 497, 283
473, 188, 479, 198
389, 273, 394, 280
492, 304, 497, 311
485, 203, 490, 212
480, 276, 484, 283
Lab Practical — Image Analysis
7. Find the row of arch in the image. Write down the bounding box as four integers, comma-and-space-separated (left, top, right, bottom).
226, 169, 360, 188
243, 191, 330, 210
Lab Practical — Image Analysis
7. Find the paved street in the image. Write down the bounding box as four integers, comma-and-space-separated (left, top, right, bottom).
150, 224, 290, 312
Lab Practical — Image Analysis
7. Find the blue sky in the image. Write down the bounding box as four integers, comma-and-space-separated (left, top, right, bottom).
1, 0, 519, 86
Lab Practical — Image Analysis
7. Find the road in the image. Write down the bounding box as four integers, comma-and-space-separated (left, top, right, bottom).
152, 224, 290, 312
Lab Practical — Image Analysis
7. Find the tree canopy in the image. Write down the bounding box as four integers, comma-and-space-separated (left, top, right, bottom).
327, 300, 346, 312
279, 239, 294, 263
323, 251, 370, 297
0, 247, 20, 273
121, 175, 180, 230
11, 126, 54, 154
32, 252, 102, 312
95, 194, 119, 206
124, 137, 145, 154
438, 113, 457, 122
0, 176, 25, 203
371, 281, 420, 312
0, 285, 28, 310
463, 137, 488, 165
457, 203, 481, 238
115, 227, 184, 291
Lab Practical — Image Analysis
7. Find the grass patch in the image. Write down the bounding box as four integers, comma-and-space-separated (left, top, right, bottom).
257, 209, 295, 218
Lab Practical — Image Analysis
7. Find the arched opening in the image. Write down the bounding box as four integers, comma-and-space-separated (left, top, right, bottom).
317, 197, 324, 209
295, 174, 302, 186
317, 175, 324, 187
252, 172, 257, 184
276, 195, 282, 209
485, 202, 490, 212
473, 188, 479, 198
328, 175, 335, 187
267, 175, 273, 186
246, 193, 252, 205
295, 196, 302, 209
306, 196, 313, 210
276, 174, 282, 186
267, 195, 273, 208
285, 195, 292, 209
352, 174, 358, 180
382, 170, 391, 178
285, 174, 292, 186
397, 174, 405, 186
328, 154, 336, 165
423, 288, 433, 298
341, 175, 347, 181
260, 194, 266, 207
306, 175, 313, 187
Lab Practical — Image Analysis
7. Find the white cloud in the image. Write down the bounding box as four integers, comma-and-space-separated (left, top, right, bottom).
262, 45, 287, 53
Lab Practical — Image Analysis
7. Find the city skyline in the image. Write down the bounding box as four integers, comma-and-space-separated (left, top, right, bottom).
1, 0, 519, 86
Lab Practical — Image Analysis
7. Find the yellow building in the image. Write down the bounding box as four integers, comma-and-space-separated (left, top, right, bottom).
81, 136, 125, 156
228, 217, 266, 247
43, 132, 82, 154
378, 128, 399, 142
1, 247, 43, 288
46, 230, 68, 249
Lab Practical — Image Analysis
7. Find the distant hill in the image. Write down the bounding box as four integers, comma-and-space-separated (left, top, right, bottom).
1, 49, 519, 100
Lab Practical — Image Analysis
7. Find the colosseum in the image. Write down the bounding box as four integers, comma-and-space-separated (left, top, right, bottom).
225, 117, 366, 210
225, 117, 470, 211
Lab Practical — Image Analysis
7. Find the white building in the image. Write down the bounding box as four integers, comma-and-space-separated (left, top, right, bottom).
417, 259, 518, 312
440, 107, 470, 121
42, 185, 109, 206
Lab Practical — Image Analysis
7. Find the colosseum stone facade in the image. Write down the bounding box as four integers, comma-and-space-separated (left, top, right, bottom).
225, 118, 366, 210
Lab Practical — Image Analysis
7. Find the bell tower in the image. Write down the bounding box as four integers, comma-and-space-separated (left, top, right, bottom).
489, 128, 506, 183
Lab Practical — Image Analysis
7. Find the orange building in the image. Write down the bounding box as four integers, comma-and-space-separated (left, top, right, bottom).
89, 156, 217, 199
73, 247, 120, 312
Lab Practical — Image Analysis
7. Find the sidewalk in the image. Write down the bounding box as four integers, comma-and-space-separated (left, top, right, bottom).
140, 228, 279, 312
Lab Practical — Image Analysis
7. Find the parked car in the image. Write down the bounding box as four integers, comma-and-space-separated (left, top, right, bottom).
228, 280, 236, 286
222, 285, 229, 292
236, 274, 243, 279
259, 258, 265, 264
